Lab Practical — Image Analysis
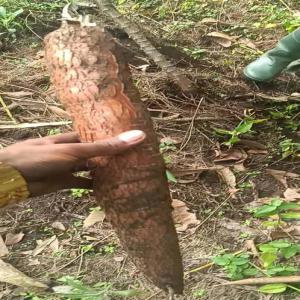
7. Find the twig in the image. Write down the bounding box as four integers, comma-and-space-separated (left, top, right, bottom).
0, 96, 16, 124
179, 97, 204, 151
278, 0, 293, 12
222, 276, 300, 286
52, 233, 114, 274
94, 0, 195, 93
0, 121, 71, 130
185, 250, 244, 275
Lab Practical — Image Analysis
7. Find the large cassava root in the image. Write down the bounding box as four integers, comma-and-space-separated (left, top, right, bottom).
44, 22, 183, 293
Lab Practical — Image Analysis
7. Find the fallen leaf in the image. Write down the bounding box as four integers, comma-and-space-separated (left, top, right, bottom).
48, 106, 71, 119
32, 235, 57, 256
271, 226, 300, 240
233, 163, 246, 172
0, 259, 47, 289
236, 139, 267, 150
5, 232, 24, 246
284, 188, 300, 201
217, 167, 237, 190
207, 31, 237, 47
51, 221, 66, 231
83, 209, 105, 229
266, 169, 299, 188
0, 236, 8, 257
160, 136, 181, 145
214, 148, 247, 165
49, 237, 59, 252
244, 240, 259, 257
238, 38, 259, 50
0, 227, 9, 234
200, 17, 218, 24
171, 199, 200, 232
28, 258, 40, 266
1, 91, 33, 98
114, 256, 125, 262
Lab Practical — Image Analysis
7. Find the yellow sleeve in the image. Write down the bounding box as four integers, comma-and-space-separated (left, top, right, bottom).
0, 162, 30, 208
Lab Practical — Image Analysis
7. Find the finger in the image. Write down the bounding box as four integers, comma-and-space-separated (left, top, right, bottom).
56, 130, 146, 159
23, 132, 80, 145
44, 132, 80, 144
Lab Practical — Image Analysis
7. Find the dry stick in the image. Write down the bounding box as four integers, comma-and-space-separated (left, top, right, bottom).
0, 121, 71, 130
222, 276, 300, 286
179, 97, 204, 151
0, 96, 17, 124
94, 0, 195, 93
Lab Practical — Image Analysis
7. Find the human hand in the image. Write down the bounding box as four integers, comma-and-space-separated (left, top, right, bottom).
0, 130, 145, 197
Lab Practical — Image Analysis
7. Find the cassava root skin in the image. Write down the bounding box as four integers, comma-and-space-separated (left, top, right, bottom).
44, 22, 183, 293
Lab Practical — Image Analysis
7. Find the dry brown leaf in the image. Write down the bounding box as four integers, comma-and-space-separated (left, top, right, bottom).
284, 188, 300, 201
0, 236, 8, 257
217, 167, 237, 189
244, 240, 259, 257
160, 136, 181, 145
48, 106, 71, 119
171, 199, 200, 232
200, 17, 218, 24
266, 169, 299, 188
214, 148, 247, 165
5, 232, 24, 246
271, 226, 300, 240
83, 209, 105, 229
114, 256, 125, 262
207, 31, 237, 47
32, 235, 57, 256
0, 259, 47, 289
236, 139, 267, 150
28, 259, 40, 266
238, 38, 259, 50
0, 227, 9, 234
49, 237, 59, 252
233, 163, 246, 172
51, 221, 66, 231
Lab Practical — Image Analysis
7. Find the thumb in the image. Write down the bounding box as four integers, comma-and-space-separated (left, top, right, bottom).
56, 130, 146, 159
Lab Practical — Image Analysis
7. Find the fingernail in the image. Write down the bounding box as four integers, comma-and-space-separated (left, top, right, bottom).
118, 130, 146, 145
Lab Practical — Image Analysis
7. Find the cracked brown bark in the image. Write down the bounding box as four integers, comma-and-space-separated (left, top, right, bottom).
44, 23, 183, 293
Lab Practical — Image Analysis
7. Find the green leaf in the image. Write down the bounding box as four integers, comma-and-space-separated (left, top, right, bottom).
280, 212, 300, 219
242, 267, 258, 277
212, 254, 232, 266
166, 170, 177, 183
0, 6, 6, 17
270, 198, 283, 207
254, 205, 278, 218
278, 202, 300, 212
269, 240, 291, 248
258, 283, 287, 294
234, 120, 254, 134
258, 244, 277, 253
231, 256, 249, 266
214, 128, 233, 135
11, 8, 23, 19
260, 252, 277, 268
224, 135, 240, 146
266, 265, 298, 276
281, 245, 300, 259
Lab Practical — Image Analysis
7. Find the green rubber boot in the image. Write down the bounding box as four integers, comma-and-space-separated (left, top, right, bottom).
243, 28, 300, 82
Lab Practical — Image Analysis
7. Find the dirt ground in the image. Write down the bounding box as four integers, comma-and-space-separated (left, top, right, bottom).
1, 0, 300, 299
